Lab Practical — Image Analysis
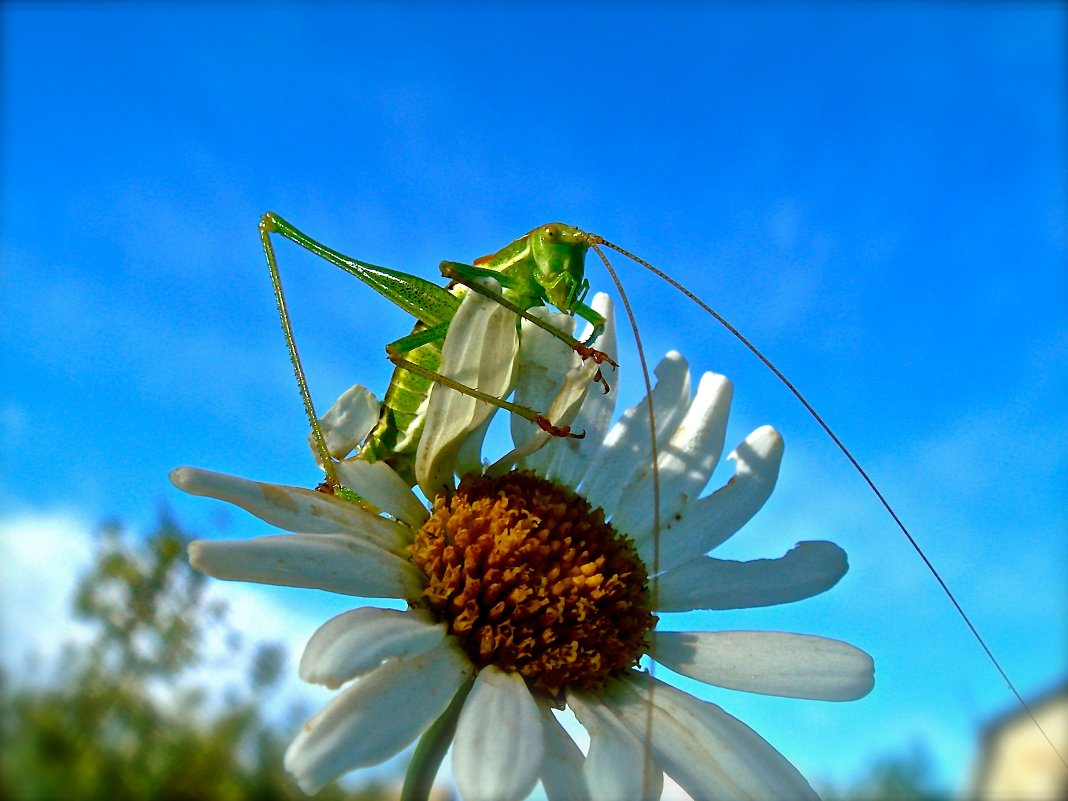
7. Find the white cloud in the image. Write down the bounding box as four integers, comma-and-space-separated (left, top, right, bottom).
0, 513, 96, 672
0, 512, 327, 705
193, 578, 337, 723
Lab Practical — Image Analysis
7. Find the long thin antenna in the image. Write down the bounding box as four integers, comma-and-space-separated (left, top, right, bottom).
594, 237, 1067, 770
591, 243, 662, 796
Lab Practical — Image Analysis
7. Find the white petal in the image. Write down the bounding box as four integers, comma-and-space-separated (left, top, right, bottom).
580, 352, 691, 513
453, 666, 544, 801
639, 425, 783, 573
508, 309, 578, 418
653, 631, 874, 701
311, 383, 381, 463
299, 608, 447, 690
612, 372, 733, 542
537, 704, 589, 801
514, 307, 578, 411
602, 673, 819, 801
513, 309, 579, 476
569, 690, 663, 801
542, 294, 620, 487
285, 639, 473, 795
417, 285, 519, 498
188, 534, 424, 600
170, 467, 412, 555
334, 458, 428, 528
654, 371, 733, 501
493, 314, 599, 473
656, 541, 848, 612
454, 413, 495, 479
502, 308, 594, 468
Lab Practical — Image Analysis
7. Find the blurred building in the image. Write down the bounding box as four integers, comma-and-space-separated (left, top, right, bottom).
966, 680, 1068, 800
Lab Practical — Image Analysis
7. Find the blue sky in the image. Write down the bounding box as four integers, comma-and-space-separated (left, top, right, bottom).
2, 2, 1065, 794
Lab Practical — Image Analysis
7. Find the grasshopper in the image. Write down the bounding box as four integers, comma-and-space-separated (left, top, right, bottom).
260, 214, 617, 496
259, 214, 1063, 771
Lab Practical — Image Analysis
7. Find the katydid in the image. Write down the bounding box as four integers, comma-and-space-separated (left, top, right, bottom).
259, 213, 1062, 768
260, 213, 616, 493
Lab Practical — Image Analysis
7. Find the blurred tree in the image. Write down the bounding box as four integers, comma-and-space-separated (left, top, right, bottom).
818, 742, 951, 801
0, 514, 395, 801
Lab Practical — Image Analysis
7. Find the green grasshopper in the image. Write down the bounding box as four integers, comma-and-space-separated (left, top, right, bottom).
259, 213, 618, 495
260, 214, 1059, 767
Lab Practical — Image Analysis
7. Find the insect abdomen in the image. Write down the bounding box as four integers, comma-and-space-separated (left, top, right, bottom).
361, 328, 441, 487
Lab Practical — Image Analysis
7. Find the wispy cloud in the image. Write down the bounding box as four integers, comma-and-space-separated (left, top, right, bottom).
0, 512, 327, 705
0, 513, 96, 672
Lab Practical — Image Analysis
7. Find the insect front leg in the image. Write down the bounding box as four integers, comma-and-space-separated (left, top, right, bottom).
385, 324, 585, 441
440, 261, 618, 394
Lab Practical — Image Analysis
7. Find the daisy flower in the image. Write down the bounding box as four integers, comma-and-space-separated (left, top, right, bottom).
171, 287, 874, 801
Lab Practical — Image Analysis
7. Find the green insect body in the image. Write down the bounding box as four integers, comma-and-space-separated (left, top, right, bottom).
255, 213, 1059, 785
260, 213, 1044, 772
359, 323, 451, 486
260, 214, 610, 490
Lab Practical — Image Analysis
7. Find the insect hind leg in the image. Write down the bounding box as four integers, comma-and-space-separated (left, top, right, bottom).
259, 214, 339, 487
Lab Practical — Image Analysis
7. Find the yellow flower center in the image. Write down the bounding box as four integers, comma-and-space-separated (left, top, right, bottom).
409, 470, 656, 695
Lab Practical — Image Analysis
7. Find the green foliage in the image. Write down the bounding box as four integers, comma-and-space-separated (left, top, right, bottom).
818, 742, 951, 801
0, 515, 394, 801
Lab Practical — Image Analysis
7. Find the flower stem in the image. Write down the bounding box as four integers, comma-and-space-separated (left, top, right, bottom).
400, 676, 475, 801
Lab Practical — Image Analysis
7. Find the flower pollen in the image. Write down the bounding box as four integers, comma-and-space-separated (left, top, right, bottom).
409, 470, 656, 694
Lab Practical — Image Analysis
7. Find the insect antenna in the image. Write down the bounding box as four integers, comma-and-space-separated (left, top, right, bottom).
589, 243, 661, 797
592, 237, 1067, 769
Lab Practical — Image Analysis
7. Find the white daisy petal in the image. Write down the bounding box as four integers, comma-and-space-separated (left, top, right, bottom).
612, 372, 733, 539
188, 534, 424, 600
169, 467, 412, 555
542, 293, 619, 487
285, 639, 473, 795
604, 673, 820, 801
513, 308, 578, 416
311, 383, 381, 463
453, 666, 545, 801
504, 308, 589, 469
454, 413, 495, 479
580, 351, 691, 512
639, 425, 784, 573
299, 608, 447, 690
569, 690, 664, 801
494, 316, 599, 473
653, 371, 733, 502
417, 285, 519, 497
515, 309, 579, 477
537, 704, 590, 801
334, 458, 429, 527
654, 631, 875, 701
656, 541, 848, 612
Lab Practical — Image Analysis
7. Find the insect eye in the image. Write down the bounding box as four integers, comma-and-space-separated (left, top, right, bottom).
543, 226, 557, 239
